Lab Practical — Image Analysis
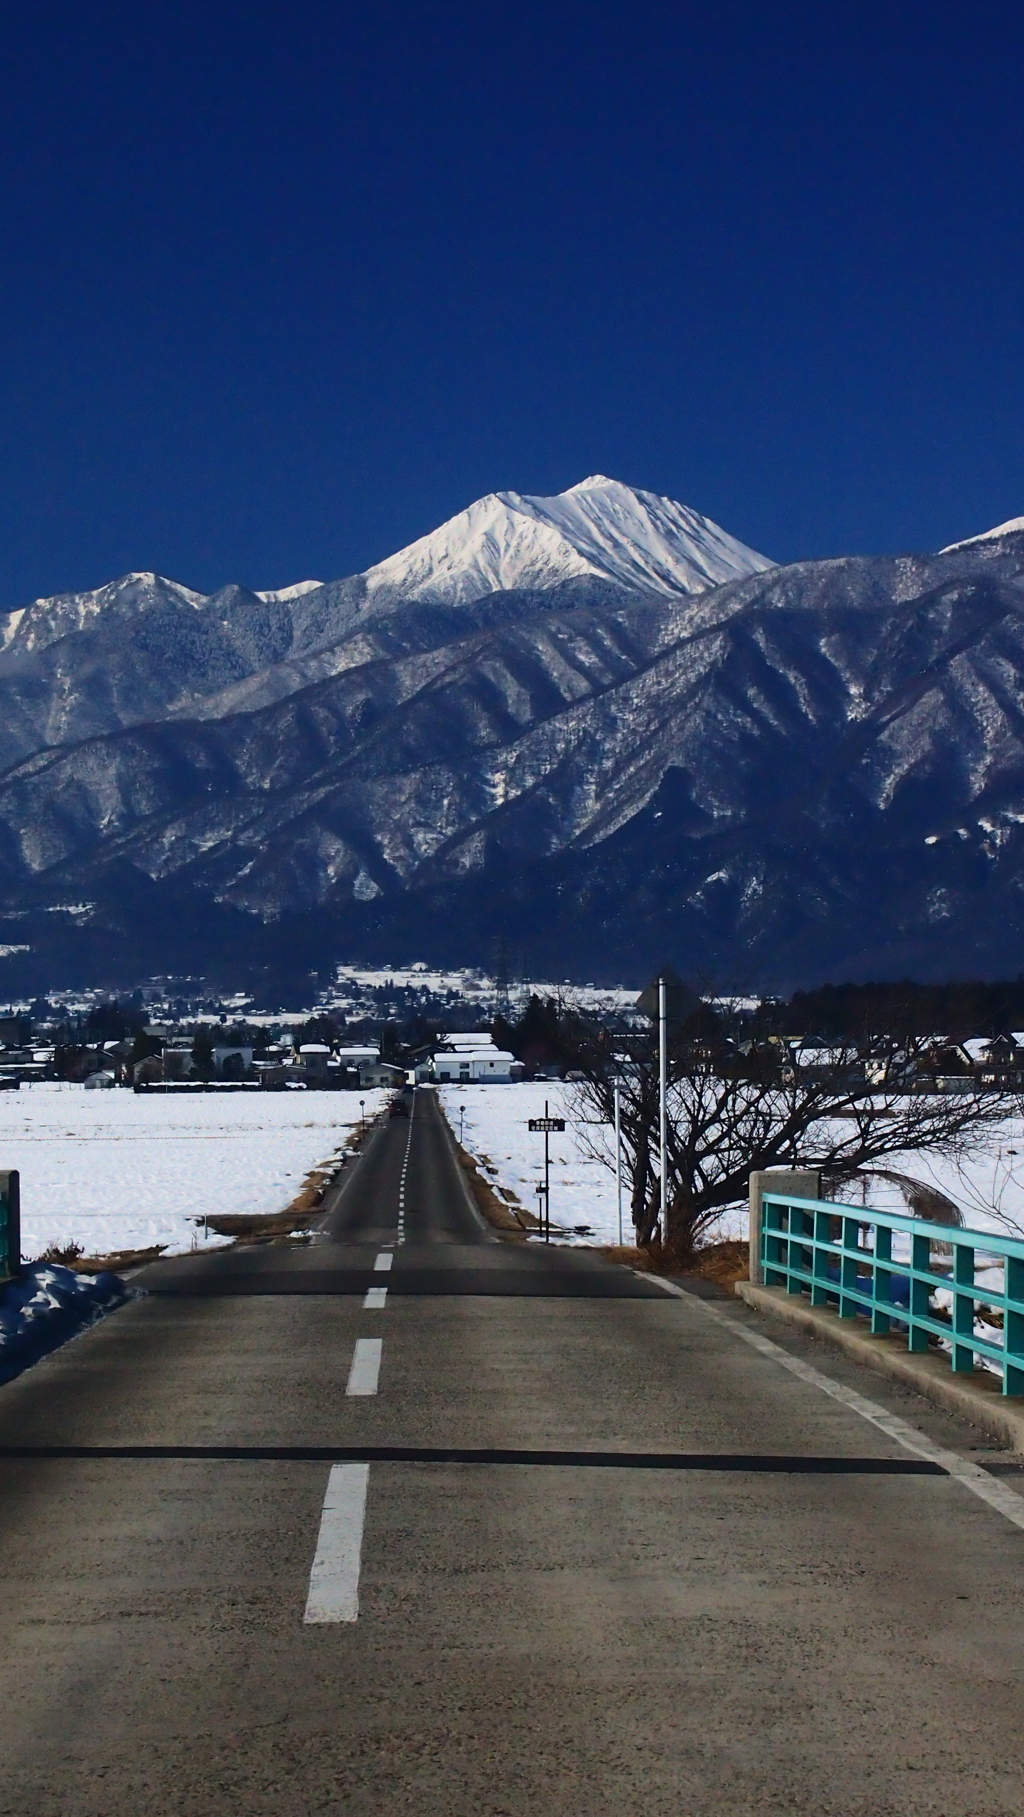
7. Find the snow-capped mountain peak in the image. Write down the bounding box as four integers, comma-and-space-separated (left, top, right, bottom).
941, 516, 1024, 553
3, 571, 206, 657
500, 475, 774, 596
360, 490, 604, 606
361, 476, 773, 608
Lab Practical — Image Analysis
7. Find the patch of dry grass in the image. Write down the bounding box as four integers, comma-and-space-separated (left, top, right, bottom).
687, 1239, 749, 1289
597, 1237, 749, 1292
36, 1242, 169, 1273
598, 1243, 655, 1270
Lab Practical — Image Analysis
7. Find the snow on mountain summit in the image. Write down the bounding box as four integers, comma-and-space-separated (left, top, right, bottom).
505, 477, 775, 595
361, 475, 773, 607
3, 571, 207, 657
255, 580, 324, 603
941, 516, 1024, 553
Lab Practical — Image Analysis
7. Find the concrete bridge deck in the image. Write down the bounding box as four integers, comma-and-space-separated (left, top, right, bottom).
0, 1087, 1021, 1813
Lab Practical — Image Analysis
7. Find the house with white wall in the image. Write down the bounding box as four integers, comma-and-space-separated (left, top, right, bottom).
431, 1041, 523, 1083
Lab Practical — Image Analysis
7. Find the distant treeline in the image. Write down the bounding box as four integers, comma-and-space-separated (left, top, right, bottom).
772, 979, 1024, 1039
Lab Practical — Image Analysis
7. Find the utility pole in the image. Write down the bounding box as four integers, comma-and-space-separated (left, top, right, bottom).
614, 1077, 623, 1247
494, 935, 511, 1017
658, 976, 668, 1245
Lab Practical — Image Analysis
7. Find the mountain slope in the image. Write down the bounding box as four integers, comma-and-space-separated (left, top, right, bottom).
4, 533, 1024, 987
0, 478, 768, 774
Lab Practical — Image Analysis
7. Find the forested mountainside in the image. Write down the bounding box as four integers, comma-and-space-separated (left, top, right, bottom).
2, 480, 1024, 991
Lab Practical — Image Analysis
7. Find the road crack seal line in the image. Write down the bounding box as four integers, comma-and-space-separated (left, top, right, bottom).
0, 1444, 944, 1470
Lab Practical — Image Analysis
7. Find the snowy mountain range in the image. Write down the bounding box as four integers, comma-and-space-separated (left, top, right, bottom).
1, 477, 1024, 991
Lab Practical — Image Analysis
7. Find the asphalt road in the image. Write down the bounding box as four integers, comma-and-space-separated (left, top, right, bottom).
0, 1087, 1022, 1813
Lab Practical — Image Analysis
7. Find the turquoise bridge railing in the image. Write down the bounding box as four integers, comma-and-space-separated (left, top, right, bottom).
761, 1191, 1024, 1396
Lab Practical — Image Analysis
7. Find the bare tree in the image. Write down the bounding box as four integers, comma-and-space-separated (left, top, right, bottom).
561, 1013, 1017, 1261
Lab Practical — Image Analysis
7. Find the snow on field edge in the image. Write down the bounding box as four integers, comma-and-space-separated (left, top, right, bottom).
0, 1083, 386, 1258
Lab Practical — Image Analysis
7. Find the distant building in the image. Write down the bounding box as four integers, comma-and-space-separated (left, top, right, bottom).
358, 1061, 406, 1088
432, 1045, 522, 1083
297, 1043, 331, 1084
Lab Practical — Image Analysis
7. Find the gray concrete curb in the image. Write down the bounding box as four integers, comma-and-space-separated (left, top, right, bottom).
735, 1280, 1024, 1452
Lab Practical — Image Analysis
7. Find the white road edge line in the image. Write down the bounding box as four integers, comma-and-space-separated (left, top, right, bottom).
304, 1463, 369, 1623
645, 1275, 1024, 1531
374, 1252, 394, 1272
346, 1336, 383, 1396
363, 1286, 388, 1310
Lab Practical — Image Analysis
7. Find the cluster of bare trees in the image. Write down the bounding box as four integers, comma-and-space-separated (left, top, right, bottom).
557, 1009, 1018, 1261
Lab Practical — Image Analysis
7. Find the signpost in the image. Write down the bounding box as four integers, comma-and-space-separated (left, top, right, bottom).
528, 1104, 565, 1243
0, 1170, 21, 1282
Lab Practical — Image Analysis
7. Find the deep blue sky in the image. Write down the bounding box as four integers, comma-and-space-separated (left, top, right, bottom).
1, 0, 1022, 607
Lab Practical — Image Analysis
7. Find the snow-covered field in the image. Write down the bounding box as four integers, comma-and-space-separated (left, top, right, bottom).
0, 1084, 385, 1259
843, 1128, 1024, 1238
440, 1082, 628, 1244
441, 1082, 1024, 1249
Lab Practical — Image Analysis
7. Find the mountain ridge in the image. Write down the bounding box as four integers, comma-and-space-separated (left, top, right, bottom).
1, 484, 1024, 990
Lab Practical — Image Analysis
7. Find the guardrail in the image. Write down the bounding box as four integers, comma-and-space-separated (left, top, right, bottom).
760, 1190, 1024, 1396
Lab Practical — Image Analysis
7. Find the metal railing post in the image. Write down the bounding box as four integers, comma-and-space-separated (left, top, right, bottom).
953, 1242, 976, 1373
1007, 1258, 1024, 1395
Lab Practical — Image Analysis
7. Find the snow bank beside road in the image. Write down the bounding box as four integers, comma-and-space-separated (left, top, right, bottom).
0, 1264, 128, 1382
0, 1083, 386, 1259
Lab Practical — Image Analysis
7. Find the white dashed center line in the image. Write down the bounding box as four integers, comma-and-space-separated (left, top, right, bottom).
304, 1095, 413, 1621
304, 1463, 369, 1623
346, 1337, 383, 1396
395, 1091, 415, 1243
